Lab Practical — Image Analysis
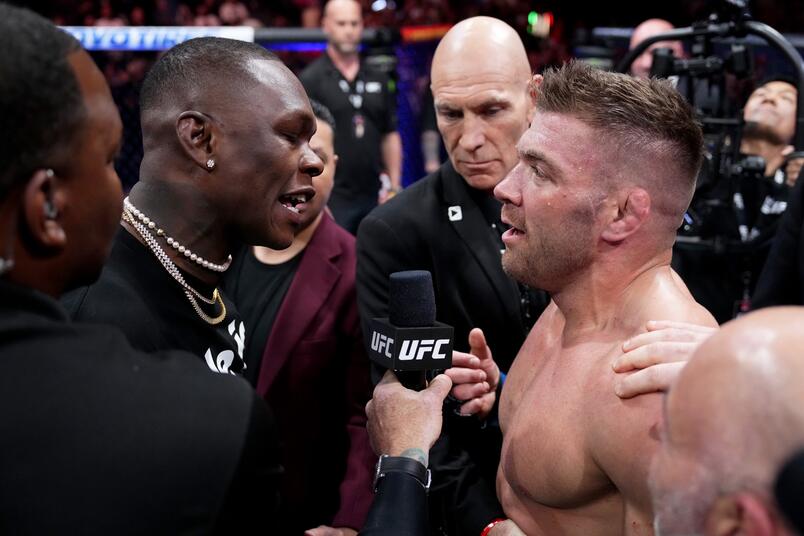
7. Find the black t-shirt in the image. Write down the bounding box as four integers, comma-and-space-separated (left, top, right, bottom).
223, 248, 301, 386
300, 53, 397, 202
62, 228, 247, 376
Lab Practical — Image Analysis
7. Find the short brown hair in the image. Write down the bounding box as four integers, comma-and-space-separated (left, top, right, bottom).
536, 60, 703, 195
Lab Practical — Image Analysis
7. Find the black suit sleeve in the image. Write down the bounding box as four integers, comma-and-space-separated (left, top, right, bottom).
213, 393, 282, 534
360, 472, 429, 536
753, 171, 804, 307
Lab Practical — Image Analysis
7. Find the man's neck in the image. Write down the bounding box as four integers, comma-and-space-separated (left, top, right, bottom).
252, 212, 321, 265
741, 137, 788, 176
327, 45, 359, 81
550, 250, 673, 341
125, 180, 230, 285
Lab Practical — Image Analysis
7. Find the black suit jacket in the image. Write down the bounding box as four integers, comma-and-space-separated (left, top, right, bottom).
753, 171, 804, 307
356, 161, 547, 535
0, 280, 281, 535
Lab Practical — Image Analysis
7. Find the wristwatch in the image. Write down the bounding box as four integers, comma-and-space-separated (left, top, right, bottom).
373, 454, 431, 492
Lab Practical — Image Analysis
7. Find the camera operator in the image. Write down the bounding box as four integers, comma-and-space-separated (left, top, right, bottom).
752, 81, 804, 307
674, 77, 801, 322
742, 78, 800, 186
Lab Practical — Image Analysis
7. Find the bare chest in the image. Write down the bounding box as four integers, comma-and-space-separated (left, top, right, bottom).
499, 333, 623, 511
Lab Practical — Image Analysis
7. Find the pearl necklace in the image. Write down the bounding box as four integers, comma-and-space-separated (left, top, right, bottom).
123, 197, 232, 273
122, 210, 226, 325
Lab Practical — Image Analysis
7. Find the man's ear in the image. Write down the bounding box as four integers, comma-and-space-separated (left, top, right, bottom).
176, 111, 217, 173
600, 188, 650, 243
527, 74, 542, 123
705, 493, 777, 536
22, 169, 66, 253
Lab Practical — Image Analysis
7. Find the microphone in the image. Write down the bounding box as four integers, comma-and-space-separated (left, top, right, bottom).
367, 270, 454, 390
775, 448, 804, 534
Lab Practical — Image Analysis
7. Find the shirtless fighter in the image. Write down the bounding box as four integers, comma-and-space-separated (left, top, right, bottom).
491, 61, 717, 534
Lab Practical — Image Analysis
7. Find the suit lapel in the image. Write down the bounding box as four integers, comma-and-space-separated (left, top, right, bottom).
439, 163, 522, 312
255, 215, 342, 396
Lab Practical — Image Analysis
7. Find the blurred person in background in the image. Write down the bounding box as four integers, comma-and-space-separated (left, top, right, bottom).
629, 18, 685, 80
676, 78, 801, 321
301, 0, 402, 234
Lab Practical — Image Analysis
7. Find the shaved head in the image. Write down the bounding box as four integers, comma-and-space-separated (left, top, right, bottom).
323, 0, 360, 19
430, 17, 533, 190
432, 16, 531, 91
139, 37, 282, 130
675, 307, 804, 475
629, 19, 675, 50
650, 307, 804, 534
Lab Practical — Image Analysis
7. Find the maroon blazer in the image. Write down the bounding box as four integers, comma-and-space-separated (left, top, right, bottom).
255, 213, 376, 533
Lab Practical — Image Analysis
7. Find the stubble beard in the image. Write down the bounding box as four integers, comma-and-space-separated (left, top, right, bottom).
333, 40, 359, 55
501, 228, 592, 292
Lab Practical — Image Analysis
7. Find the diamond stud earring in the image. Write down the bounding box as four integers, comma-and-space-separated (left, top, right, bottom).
206, 159, 216, 170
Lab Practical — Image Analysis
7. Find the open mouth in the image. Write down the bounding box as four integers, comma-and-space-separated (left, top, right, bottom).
278, 191, 314, 215
502, 227, 525, 240
500, 213, 525, 240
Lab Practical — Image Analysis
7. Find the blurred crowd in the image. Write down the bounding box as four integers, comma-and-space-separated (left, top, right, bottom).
39, 0, 557, 30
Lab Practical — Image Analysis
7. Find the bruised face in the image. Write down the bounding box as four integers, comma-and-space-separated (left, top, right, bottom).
61, 50, 124, 288
212, 59, 323, 249
494, 112, 605, 292
299, 117, 337, 231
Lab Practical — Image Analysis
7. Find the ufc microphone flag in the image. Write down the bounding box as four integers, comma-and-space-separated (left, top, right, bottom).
368, 270, 454, 372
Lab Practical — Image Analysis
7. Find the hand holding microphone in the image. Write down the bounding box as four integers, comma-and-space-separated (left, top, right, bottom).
365, 370, 453, 463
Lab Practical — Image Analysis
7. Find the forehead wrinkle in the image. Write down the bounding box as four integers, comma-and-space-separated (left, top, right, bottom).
436, 92, 514, 111
432, 72, 527, 95
434, 82, 525, 116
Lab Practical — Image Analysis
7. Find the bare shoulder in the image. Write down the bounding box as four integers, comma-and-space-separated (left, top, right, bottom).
628, 267, 717, 330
